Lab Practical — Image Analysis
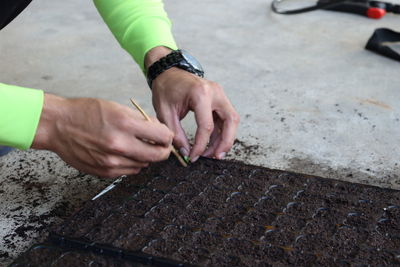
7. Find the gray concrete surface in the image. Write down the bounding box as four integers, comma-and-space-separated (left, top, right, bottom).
1, 0, 400, 264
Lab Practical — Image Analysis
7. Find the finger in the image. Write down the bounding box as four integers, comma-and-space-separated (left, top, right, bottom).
190, 99, 214, 162
102, 130, 172, 163
173, 123, 191, 158
131, 118, 174, 147
162, 112, 191, 158
202, 136, 220, 158
213, 110, 240, 159
123, 138, 172, 163
96, 154, 149, 169
202, 121, 221, 157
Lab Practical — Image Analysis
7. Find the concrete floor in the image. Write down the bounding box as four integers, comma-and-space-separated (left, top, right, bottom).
1, 0, 400, 264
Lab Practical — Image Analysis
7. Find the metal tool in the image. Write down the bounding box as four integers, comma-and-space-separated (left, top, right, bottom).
92, 175, 125, 200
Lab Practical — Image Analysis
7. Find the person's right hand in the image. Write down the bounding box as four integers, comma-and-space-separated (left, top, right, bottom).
31, 94, 174, 178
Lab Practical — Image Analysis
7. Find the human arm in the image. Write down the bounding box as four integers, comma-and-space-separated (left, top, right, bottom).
0, 0, 178, 177
0, 83, 44, 150
94, 0, 240, 162
93, 0, 177, 71
31, 93, 173, 178
0, 83, 173, 178
145, 47, 240, 162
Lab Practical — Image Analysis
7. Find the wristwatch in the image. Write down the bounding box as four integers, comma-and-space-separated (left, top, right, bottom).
146, 49, 204, 89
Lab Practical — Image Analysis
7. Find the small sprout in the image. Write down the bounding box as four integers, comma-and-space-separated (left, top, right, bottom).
183, 156, 190, 163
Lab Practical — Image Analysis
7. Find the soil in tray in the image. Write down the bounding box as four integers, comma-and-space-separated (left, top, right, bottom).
15, 157, 400, 266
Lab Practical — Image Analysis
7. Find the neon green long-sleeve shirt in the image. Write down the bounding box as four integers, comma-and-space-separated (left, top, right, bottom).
0, 0, 178, 150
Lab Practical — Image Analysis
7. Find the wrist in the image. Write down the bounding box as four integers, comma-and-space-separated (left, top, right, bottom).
31, 93, 66, 150
146, 49, 204, 89
144, 46, 173, 71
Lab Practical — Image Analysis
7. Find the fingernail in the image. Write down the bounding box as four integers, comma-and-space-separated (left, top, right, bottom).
179, 147, 189, 157
191, 156, 199, 163
218, 152, 226, 159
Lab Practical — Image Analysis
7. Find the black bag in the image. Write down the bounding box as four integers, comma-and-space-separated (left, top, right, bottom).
366, 28, 400, 62
0, 0, 32, 30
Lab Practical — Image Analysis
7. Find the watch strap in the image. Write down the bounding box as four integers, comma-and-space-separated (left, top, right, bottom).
146, 50, 204, 88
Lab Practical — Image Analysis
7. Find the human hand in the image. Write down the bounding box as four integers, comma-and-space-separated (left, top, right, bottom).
149, 62, 240, 163
32, 94, 174, 178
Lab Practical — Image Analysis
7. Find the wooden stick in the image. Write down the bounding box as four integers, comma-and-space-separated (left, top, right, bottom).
130, 98, 188, 167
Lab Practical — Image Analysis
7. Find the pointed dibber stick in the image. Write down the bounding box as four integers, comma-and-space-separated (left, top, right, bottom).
130, 98, 188, 167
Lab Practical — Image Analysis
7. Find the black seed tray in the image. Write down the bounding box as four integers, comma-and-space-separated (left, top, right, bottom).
10, 235, 190, 267
9, 243, 139, 267
12, 158, 400, 266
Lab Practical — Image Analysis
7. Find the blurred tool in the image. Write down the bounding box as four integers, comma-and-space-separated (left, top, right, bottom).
271, 0, 400, 19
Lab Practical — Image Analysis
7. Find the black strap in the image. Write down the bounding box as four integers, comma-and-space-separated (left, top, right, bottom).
365, 28, 400, 62
0, 0, 32, 30
371, 1, 400, 14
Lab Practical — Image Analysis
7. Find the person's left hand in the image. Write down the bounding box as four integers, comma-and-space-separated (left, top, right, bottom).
146, 48, 239, 163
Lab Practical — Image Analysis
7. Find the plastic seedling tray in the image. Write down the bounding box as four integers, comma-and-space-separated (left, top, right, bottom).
11, 157, 400, 266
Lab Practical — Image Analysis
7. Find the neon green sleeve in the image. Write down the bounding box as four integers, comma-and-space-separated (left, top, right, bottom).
93, 0, 178, 72
0, 83, 44, 150
1, 1, 173, 149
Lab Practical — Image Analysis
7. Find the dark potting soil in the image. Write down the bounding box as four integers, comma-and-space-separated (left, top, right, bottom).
12, 157, 400, 266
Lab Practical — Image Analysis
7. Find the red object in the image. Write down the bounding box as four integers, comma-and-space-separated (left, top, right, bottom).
367, 7, 386, 19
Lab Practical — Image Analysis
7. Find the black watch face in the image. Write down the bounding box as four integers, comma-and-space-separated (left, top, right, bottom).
181, 50, 204, 73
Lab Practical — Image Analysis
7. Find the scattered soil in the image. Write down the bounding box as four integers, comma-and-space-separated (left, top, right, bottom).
12, 157, 400, 266
3, 201, 71, 243
228, 139, 263, 162
1, 150, 111, 266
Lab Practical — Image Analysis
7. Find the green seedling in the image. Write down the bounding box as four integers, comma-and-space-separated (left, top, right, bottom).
183, 156, 190, 164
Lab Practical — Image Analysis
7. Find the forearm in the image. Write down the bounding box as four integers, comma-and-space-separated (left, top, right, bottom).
93, 0, 178, 72
0, 83, 44, 149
